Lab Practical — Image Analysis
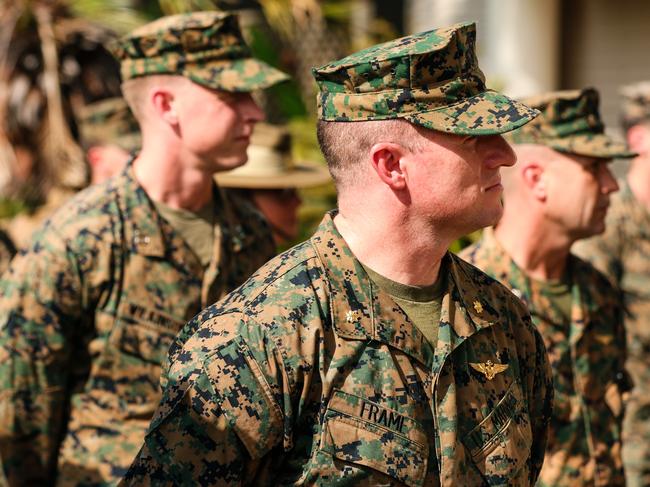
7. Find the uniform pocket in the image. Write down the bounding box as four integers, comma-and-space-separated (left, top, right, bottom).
462, 383, 533, 485
319, 390, 428, 487
114, 301, 184, 364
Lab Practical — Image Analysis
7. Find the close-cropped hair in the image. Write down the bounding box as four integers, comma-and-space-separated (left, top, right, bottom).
121, 75, 186, 122
316, 118, 426, 188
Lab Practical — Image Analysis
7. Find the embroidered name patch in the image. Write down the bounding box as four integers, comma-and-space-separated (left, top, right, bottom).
360, 400, 406, 433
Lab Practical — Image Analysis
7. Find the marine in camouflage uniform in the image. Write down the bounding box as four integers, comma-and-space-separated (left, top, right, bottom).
573, 81, 650, 487
461, 88, 635, 486
77, 96, 141, 185
0, 11, 287, 486
124, 23, 553, 486
3, 94, 140, 250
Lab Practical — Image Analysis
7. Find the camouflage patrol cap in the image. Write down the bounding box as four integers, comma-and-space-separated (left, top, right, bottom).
620, 81, 650, 130
78, 97, 141, 151
312, 22, 538, 135
114, 11, 288, 92
506, 88, 636, 159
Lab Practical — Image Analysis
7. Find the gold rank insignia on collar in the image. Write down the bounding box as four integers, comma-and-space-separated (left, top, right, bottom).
469, 360, 509, 380
346, 309, 362, 323
473, 300, 483, 313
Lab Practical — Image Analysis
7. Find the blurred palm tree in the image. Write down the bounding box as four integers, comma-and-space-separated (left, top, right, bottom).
0, 0, 146, 207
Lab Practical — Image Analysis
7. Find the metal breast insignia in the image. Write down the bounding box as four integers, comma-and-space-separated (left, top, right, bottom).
469, 360, 509, 380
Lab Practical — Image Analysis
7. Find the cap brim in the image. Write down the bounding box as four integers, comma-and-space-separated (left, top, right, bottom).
187, 58, 289, 92
404, 90, 539, 136
545, 134, 637, 159
216, 162, 332, 189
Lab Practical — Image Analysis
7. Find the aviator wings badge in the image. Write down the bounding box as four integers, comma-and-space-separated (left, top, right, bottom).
469, 360, 509, 380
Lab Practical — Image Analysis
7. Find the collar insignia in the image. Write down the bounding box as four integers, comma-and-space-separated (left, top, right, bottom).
346, 309, 362, 323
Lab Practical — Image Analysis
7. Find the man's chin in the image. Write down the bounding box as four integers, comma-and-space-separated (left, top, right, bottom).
212, 156, 247, 173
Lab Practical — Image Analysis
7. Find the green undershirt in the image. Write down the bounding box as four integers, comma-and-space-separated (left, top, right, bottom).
363, 261, 447, 347
154, 198, 216, 267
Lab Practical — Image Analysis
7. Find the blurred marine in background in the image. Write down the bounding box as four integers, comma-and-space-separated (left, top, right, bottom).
77, 97, 141, 185
0, 97, 139, 251
462, 88, 635, 486
0, 11, 286, 486
574, 81, 650, 487
216, 122, 331, 247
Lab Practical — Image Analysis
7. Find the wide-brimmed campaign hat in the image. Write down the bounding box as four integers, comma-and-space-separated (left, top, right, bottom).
312, 22, 538, 136
216, 124, 331, 189
114, 11, 288, 92
506, 88, 636, 159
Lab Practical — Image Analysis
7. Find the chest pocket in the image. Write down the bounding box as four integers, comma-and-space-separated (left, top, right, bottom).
113, 301, 185, 364
319, 390, 429, 487
462, 382, 533, 485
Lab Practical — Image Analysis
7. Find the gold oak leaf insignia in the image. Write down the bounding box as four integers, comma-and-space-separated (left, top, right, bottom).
473, 300, 483, 313
469, 360, 509, 380
345, 310, 361, 323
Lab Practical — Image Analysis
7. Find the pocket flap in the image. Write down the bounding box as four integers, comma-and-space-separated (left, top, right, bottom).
115, 301, 184, 364
320, 390, 428, 487
462, 383, 533, 485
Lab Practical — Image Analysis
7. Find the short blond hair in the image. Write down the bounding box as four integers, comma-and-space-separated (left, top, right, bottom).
121, 75, 187, 122
317, 119, 427, 189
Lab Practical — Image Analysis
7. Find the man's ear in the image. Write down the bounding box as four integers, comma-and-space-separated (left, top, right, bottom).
627, 124, 649, 153
522, 163, 547, 201
369, 142, 407, 190
151, 88, 178, 125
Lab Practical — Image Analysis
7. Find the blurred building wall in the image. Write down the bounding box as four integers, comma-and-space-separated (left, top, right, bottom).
562, 0, 650, 131
405, 0, 650, 134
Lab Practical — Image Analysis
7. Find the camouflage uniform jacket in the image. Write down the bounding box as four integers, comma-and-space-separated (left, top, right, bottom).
123, 212, 553, 486
461, 230, 629, 486
573, 179, 650, 482
0, 163, 275, 486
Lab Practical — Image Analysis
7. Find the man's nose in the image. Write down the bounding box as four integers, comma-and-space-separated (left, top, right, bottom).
484, 135, 516, 169
241, 94, 264, 122
600, 163, 619, 194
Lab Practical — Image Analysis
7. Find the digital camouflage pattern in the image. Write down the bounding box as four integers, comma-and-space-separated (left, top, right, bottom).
78, 97, 141, 152
0, 162, 275, 485
113, 11, 288, 92
505, 89, 636, 159
620, 81, 650, 130
0, 228, 15, 276
1, 187, 78, 250
573, 179, 650, 486
123, 212, 553, 486
312, 22, 539, 136
462, 230, 630, 486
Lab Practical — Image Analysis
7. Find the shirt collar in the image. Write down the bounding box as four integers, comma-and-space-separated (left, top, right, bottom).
310, 211, 500, 369
471, 228, 593, 343
115, 158, 251, 259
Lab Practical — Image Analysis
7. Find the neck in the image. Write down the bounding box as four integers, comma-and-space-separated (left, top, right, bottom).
495, 206, 571, 281
133, 140, 213, 211
334, 195, 451, 286
627, 157, 650, 209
